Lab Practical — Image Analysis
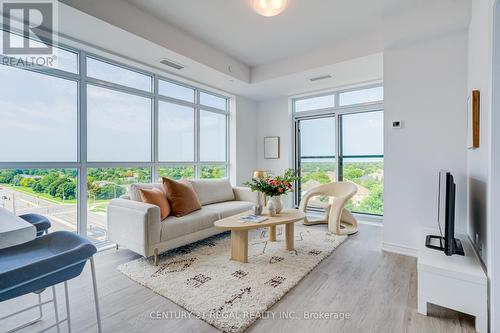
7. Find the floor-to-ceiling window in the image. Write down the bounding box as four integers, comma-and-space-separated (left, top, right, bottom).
0, 29, 230, 246
294, 85, 384, 217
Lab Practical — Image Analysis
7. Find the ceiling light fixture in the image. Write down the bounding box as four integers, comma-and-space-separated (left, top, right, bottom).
253, 0, 288, 17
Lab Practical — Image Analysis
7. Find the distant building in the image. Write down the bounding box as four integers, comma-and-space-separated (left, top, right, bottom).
301, 179, 321, 193
20, 174, 42, 180
353, 185, 370, 205
360, 170, 384, 182
93, 181, 117, 187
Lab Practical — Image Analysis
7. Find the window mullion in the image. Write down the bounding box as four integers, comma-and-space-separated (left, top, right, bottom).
152, 75, 159, 182
195, 89, 200, 179
336, 113, 342, 182
78, 51, 88, 236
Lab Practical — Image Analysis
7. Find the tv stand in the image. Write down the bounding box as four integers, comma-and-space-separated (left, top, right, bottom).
418, 228, 487, 332
425, 234, 465, 256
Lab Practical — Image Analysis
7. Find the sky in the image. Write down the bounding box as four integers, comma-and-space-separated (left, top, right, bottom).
0, 65, 78, 162
0, 63, 226, 163
300, 111, 383, 158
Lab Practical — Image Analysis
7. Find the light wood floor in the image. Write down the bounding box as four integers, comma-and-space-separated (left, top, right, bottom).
1, 224, 475, 333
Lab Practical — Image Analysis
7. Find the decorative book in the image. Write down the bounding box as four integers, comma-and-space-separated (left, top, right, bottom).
238, 215, 268, 223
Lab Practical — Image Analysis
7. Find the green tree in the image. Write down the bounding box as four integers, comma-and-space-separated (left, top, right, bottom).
0, 170, 18, 184
160, 167, 194, 180
55, 180, 77, 200
33, 180, 44, 193
39, 172, 60, 192
358, 185, 384, 215
47, 177, 67, 197
302, 171, 331, 184
201, 166, 224, 179
343, 167, 363, 182
92, 183, 125, 200
11, 174, 23, 186
19, 177, 35, 188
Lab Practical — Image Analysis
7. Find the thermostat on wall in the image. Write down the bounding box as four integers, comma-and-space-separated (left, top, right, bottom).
392, 120, 403, 129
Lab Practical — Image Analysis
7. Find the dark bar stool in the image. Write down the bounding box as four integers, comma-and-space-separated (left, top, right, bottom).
18, 213, 51, 236
0, 231, 102, 333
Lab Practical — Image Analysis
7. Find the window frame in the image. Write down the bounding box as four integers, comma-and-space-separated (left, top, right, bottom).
0, 31, 230, 242
292, 84, 384, 218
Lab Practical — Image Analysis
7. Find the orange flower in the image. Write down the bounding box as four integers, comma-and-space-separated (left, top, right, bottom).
278, 188, 283, 193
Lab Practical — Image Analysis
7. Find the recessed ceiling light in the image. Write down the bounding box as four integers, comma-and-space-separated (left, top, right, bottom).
253, 0, 289, 17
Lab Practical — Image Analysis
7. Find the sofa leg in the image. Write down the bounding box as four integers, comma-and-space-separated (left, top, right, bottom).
154, 248, 159, 266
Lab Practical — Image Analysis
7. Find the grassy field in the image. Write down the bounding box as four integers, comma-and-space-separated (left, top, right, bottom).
1, 185, 77, 204
89, 202, 110, 214
1, 184, 111, 208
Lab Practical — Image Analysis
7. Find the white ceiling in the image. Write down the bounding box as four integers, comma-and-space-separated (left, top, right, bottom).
58, 0, 467, 101
126, 0, 383, 67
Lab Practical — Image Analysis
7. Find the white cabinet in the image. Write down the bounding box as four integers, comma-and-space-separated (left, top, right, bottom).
417, 228, 487, 332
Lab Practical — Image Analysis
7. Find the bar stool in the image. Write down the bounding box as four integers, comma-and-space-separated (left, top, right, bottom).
0, 231, 102, 333
18, 213, 51, 236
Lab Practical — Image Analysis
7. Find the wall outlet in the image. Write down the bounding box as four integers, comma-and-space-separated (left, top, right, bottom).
392, 120, 403, 129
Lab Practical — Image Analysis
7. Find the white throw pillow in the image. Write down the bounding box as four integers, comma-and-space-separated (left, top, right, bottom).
128, 183, 164, 202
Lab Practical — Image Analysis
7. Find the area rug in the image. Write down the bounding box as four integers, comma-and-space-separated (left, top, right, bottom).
118, 224, 347, 333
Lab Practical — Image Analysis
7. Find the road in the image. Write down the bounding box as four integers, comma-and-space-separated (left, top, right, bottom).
0, 186, 109, 243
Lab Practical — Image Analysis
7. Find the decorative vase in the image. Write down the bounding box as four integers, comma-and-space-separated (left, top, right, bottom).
267, 196, 283, 214
267, 201, 276, 216
252, 204, 263, 216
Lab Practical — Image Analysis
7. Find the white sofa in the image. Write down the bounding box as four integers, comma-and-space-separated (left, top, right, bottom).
107, 179, 258, 263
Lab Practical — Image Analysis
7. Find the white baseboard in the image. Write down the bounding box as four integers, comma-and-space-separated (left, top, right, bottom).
358, 220, 383, 227
382, 242, 417, 257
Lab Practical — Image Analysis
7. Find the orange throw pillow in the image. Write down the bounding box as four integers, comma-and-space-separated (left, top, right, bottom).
162, 178, 202, 217
139, 188, 171, 220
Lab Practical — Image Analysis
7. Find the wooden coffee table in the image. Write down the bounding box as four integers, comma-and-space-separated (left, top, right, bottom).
214, 209, 306, 263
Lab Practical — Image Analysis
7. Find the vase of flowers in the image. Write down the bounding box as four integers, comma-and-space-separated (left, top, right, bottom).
244, 169, 299, 214
267, 196, 282, 215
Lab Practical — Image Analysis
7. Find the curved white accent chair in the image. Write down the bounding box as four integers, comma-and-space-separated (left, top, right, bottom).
299, 181, 359, 235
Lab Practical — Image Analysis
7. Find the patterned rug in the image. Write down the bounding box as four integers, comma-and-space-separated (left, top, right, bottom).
118, 224, 347, 333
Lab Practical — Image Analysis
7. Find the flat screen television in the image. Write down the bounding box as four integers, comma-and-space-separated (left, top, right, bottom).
425, 170, 464, 256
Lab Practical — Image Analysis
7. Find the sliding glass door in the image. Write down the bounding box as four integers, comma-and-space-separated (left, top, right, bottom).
295, 116, 336, 207
339, 111, 384, 215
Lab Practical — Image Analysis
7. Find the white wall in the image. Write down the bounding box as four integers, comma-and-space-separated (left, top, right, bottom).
492, 4, 500, 331
467, 0, 497, 331
231, 96, 258, 186
255, 98, 294, 207
467, 0, 494, 268
383, 31, 468, 255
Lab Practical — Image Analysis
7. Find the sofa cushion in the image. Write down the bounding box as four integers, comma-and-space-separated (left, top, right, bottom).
139, 188, 171, 220
163, 178, 202, 217
160, 209, 219, 241
189, 179, 235, 205
129, 183, 163, 202
203, 201, 254, 219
